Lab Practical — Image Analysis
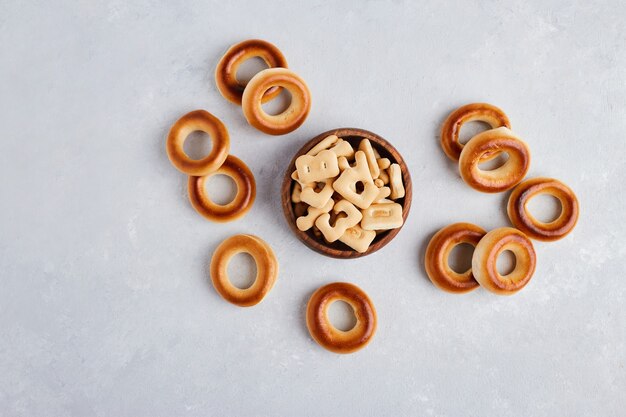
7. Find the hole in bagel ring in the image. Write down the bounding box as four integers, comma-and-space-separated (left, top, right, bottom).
242, 68, 311, 135
306, 282, 377, 354
210, 234, 278, 307
215, 39, 288, 105
425, 222, 487, 293
507, 177, 579, 241
459, 127, 531, 193
166, 110, 230, 176
471, 227, 536, 295
188, 155, 256, 222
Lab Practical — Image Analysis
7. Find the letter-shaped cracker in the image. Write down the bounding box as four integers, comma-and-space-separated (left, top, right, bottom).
361, 202, 403, 230
338, 156, 351, 171
375, 186, 391, 201
377, 158, 391, 170
332, 151, 379, 209
291, 170, 314, 188
339, 224, 376, 253
306, 135, 339, 156
315, 199, 362, 242
359, 139, 380, 179
300, 179, 333, 208
329, 139, 355, 159
295, 149, 340, 184
389, 163, 405, 199
296, 198, 334, 231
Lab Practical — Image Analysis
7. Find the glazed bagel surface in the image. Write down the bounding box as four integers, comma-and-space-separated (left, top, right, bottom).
425, 222, 487, 293
507, 177, 579, 241
215, 39, 288, 105
242, 68, 311, 135
459, 127, 531, 193
166, 110, 230, 176
472, 227, 536, 295
441, 103, 511, 161
210, 234, 278, 307
188, 154, 256, 222
306, 282, 377, 354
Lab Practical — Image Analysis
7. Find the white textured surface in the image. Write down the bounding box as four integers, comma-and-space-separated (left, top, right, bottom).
1, 1, 625, 416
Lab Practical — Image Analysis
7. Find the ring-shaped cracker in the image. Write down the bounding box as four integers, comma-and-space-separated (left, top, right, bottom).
166, 110, 230, 176
472, 227, 536, 295
306, 282, 377, 354
210, 234, 278, 306
507, 177, 579, 241
188, 155, 256, 222
459, 127, 530, 193
215, 39, 288, 105
242, 68, 311, 135
425, 222, 487, 293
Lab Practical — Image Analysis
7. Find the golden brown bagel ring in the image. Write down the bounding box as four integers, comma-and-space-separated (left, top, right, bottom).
188, 155, 256, 222
440, 103, 511, 161
242, 68, 311, 135
215, 39, 288, 105
306, 282, 377, 354
472, 227, 536, 295
459, 127, 531, 193
425, 222, 487, 293
166, 110, 230, 176
210, 234, 278, 306
507, 177, 579, 241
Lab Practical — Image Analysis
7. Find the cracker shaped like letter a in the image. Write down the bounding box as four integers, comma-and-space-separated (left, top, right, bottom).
332, 151, 379, 209
315, 199, 363, 242
339, 224, 376, 253
296, 198, 334, 231
295, 149, 340, 184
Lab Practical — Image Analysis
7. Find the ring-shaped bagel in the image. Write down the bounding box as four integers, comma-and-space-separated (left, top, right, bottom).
166, 110, 230, 176
242, 68, 311, 135
215, 39, 288, 105
188, 155, 256, 222
425, 222, 487, 293
507, 177, 579, 241
472, 227, 536, 295
440, 103, 511, 161
306, 282, 377, 354
210, 234, 278, 306
459, 127, 531, 193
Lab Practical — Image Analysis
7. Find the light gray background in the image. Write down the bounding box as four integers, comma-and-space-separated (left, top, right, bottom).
1, 1, 624, 416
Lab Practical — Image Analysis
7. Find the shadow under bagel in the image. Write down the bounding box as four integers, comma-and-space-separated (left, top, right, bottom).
281, 128, 412, 259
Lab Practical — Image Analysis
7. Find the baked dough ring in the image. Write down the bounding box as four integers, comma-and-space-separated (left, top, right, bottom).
188, 155, 256, 222
215, 39, 288, 105
440, 103, 511, 161
306, 282, 377, 354
459, 127, 531, 193
210, 234, 278, 306
425, 222, 486, 293
507, 177, 579, 241
472, 227, 536, 295
242, 68, 311, 135
166, 110, 230, 176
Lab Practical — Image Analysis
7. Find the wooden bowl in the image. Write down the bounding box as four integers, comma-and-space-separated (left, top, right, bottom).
281, 128, 412, 258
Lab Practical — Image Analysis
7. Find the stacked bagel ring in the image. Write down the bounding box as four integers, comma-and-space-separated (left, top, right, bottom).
426, 103, 579, 295
215, 39, 311, 135
166, 110, 256, 222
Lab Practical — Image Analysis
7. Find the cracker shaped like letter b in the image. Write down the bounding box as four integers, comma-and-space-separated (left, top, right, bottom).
295, 150, 340, 184
332, 151, 379, 209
